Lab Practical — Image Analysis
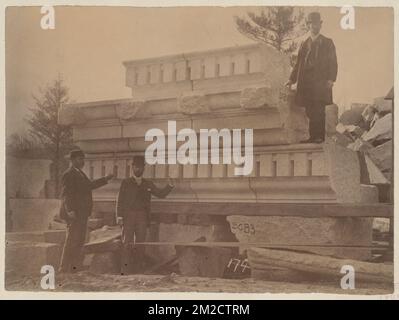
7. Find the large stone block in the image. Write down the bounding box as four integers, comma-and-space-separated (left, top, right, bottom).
6, 231, 45, 243
324, 142, 379, 203
89, 252, 121, 274
156, 222, 234, 262
177, 246, 232, 278
9, 199, 61, 232
5, 241, 62, 276
6, 157, 52, 199
248, 247, 393, 283
227, 215, 373, 261
44, 230, 66, 245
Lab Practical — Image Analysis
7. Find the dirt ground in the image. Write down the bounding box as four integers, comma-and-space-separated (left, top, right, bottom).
5, 272, 393, 295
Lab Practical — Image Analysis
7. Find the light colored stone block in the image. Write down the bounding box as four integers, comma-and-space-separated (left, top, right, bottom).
227, 215, 373, 260
6, 241, 62, 275
136, 65, 147, 85
149, 64, 161, 84
155, 164, 167, 179
360, 184, 379, 203
168, 164, 180, 179
178, 246, 232, 278
6, 231, 45, 243
44, 230, 66, 245
218, 55, 231, 77
232, 52, 246, 75
175, 60, 187, 81
10, 199, 61, 232
6, 157, 51, 198
259, 154, 273, 177
89, 252, 121, 274
183, 164, 196, 178
162, 62, 174, 83
248, 247, 393, 283
227, 163, 237, 177
324, 142, 363, 203
103, 160, 114, 177
115, 159, 127, 179
211, 164, 225, 178
197, 164, 210, 178
247, 51, 261, 73
178, 93, 210, 115
91, 160, 103, 179
142, 164, 153, 179
204, 56, 216, 78
189, 59, 202, 80
311, 151, 327, 176
240, 86, 279, 109
293, 153, 308, 176
276, 153, 290, 176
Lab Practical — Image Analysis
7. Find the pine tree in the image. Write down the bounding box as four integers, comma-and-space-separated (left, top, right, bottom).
235, 7, 307, 55
26, 77, 73, 194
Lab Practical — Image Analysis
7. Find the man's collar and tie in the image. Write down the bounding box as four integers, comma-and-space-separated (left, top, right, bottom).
310, 32, 321, 42
132, 174, 143, 186
72, 166, 88, 179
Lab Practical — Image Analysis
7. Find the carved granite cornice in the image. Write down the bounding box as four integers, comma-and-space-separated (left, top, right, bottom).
116, 100, 145, 120
178, 93, 211, 115
58, 104, 87, 126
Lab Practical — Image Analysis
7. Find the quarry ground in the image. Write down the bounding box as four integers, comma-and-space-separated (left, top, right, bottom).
5, 271, 393, 296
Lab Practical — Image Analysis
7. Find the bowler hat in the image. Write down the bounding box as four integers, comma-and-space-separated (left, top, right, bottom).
132, 155, 145, 166
306, 11, 322, 23
69, 149, 85, 159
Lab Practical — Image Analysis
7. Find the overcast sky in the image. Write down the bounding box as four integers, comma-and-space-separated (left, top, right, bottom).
6, 6, 394, 136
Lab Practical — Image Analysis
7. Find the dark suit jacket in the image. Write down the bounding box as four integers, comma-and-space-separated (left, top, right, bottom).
116, 177, 173, 222
290, 34, 338, 106
59, 167, 108, 221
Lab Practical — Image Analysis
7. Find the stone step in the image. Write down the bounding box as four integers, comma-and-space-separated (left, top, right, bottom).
6, 230, 66, 245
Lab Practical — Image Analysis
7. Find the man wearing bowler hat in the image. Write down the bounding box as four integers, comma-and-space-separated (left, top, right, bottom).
286, 11, 338, 143
116, 155, 174, 274
59, 149, 114, 273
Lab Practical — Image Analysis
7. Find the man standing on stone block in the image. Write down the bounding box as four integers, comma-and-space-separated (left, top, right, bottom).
116, 155, 174, 275
59, 149, 114, 273
286, 11, 338, 143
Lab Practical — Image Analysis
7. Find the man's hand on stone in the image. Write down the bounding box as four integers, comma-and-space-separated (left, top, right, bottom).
167, 177, 175, 188
105, 173, 114, 181
117, 217, 123, 226
67, 211, 76, 220
284, 80, 293, 89
326, 80, 334, 89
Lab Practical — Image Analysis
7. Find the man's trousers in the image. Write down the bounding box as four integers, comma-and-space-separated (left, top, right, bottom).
59, 215, 88, 273
120, 208, 148, 275
304, 99, 326, 141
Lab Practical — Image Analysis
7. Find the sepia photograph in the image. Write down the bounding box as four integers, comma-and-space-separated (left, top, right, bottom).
3, 3, 395, 297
